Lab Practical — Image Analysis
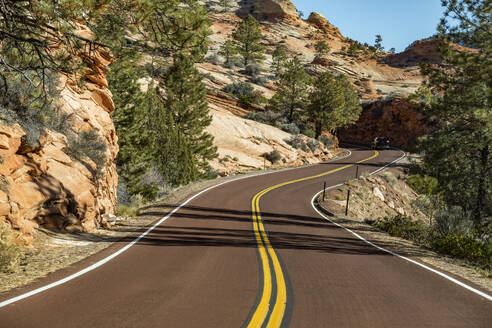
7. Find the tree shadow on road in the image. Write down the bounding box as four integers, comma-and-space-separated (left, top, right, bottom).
68, 203, 439, 260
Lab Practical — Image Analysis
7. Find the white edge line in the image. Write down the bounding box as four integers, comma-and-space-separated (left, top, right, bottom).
310, 151, 492, 302
0, 148, 354, 308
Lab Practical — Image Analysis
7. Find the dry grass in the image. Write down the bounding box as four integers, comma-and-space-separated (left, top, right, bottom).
0, 221, 22, 273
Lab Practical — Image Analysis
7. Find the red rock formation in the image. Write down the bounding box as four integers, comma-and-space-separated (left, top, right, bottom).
252, 0, 299, 20
307, 12, 345, 40
338, 98, 434, 148
385, 39, 478, 67
0, 26, 118, 244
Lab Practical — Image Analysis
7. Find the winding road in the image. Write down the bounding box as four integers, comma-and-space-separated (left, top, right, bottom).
1, 147, 491, 327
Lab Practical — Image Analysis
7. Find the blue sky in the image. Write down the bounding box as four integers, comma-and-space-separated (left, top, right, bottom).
292, 0, 445, 52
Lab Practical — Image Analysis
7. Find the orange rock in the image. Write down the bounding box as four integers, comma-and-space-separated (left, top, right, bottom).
338, 98, 434, 148
0, 29, 118, 238
307, 12, 345, 40
90, 87, 115, 113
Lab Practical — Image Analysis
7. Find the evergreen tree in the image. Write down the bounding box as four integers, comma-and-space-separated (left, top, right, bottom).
315, 41, 331, 57
268, 57, 312, 122
419, 0, 492, 229
219, 40, 238, 65
110, 58, 158, 200
157, 56, 217, 182
109, 0, 217, 192
307, 72, 361, 138
374, 34, 384, 51
232, 15, 266, 66
139, 0, 211, 61
271, 44, 288, 75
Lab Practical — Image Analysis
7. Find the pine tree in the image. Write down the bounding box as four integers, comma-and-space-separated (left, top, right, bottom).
268, 57, 312, 122
109, 54, 159, 200
315, 41, 331, 57
157, 56, 217, 182
139, 0, 211, 61
232, 15, 266, 66
271, 44, 288, 75
307, 72, 361, 138
419, 0, 492, 229
219, 40, 238, 65
374, 34, 384, 51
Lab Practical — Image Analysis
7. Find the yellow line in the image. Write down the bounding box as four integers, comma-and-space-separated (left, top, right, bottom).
246, 151, 379, 328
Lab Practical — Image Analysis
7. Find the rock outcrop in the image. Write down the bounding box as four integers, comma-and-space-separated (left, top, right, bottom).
0, 26, 118, 244
307, 12, 344, 39
253, 0, 298, 20
338, 98, 435, 148
384, 38, 478, 67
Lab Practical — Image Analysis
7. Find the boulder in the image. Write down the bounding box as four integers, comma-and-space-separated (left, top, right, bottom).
307, 12, 344, 39
253, 0, 298, 20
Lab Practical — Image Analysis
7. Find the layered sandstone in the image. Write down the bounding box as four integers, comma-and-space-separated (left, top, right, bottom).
307, 12, 344, 40
338, 98, 435, 148
253, 0, 298, 20
384, 38, 478, 67
0, 26, 118, 244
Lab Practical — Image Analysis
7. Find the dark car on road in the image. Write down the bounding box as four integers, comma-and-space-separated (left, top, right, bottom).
372, 137, 390, 150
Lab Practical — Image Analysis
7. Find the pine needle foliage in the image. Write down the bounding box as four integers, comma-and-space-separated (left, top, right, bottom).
268, 57, 311, 122
419, 0, 492, 230
307, 72, 362, 138
232, 15, 266, 66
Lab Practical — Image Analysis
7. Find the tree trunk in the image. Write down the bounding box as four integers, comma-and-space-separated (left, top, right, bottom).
315, 121, 322, 139
473, 145, 489, 230
288, 103, 294, 123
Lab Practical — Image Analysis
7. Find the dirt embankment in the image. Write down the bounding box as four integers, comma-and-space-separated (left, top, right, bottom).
317, 165, 492, 293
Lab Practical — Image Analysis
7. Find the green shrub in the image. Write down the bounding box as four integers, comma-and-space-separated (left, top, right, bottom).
264, 150, 281, 164
303, 129, 315, 139
223, 81, 254, 98
0, 222, 21, 273
245, 64, 261, 77
408, 174, 440, 195
375, 215, 428, 245
381, 171, 398, 186
286, 135, 308, 152
223, 82, 264, 105
206, 54, 221, 65
246, 111, 268, 123
281, 123, 300, 135
307, 139, 320, 152
115, 205, 138, 218
433, 205, 474, 236
251, 75, 268, 86
319, 134, 334, 149
433, 234, 491, 269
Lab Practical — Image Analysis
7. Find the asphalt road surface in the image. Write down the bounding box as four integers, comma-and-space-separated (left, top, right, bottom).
1, 147, 491, 327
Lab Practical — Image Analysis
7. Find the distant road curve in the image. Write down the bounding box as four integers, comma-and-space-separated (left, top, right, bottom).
1, 147, 491, 328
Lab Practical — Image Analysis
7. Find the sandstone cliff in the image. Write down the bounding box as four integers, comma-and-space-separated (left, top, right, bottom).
337, 98, 435, 148
202, 1, 445, 157
0, 26, 118, 244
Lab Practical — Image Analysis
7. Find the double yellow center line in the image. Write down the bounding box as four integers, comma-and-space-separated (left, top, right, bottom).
245, 151, 379, 328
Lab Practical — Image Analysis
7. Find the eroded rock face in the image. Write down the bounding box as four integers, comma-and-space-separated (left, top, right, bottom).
384, 39, 478, 67
307, 12, 344, 39
253, 0, 298, 20
338, 98, 435, 148
0, 34, 118, 244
